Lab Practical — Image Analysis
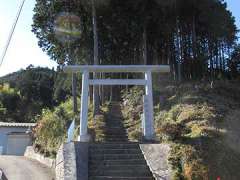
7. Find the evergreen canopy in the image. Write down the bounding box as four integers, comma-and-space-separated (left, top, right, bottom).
32, 0, 238, 79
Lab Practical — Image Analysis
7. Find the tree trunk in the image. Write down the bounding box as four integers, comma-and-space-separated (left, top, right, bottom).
143, 24, 147, 65
92, 0, 100, 115
192, 15, 197, 60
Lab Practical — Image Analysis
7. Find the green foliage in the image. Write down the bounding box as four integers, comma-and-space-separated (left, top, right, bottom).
158, 123, 186, 141
169, 144, 208, 180
88, 114, 106, 142
0, 84, 21, 122
0, 66, 56, 122
32, 0, 237, 80
0, 66, 77, 123
15, 66, 55, 106
34, 99, 109, 156
53, 71, 81, 104
121, 87, 144, 141
34, 99, 75, 157
88, 103, 113, 142
229, 44, 240, 78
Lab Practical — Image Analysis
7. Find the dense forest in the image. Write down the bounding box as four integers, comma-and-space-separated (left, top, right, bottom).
0, 66, 74, 122
32, 0, 239, 80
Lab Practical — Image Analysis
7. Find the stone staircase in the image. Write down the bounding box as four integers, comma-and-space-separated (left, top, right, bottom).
88, 102, 154, 180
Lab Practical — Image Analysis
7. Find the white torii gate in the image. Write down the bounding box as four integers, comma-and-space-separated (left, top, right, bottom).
63, 65, 170, 142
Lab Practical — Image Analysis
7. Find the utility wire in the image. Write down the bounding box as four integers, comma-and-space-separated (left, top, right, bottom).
0, 0, 26, 67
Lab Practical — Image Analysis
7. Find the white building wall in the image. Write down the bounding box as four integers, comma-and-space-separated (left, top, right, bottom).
0, 127, 29, 155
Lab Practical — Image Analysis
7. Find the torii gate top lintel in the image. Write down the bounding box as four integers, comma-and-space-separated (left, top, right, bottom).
63, 65, 170, 142
63, 65, 170, 73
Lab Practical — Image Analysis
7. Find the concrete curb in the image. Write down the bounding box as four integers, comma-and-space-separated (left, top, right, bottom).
24, 146, 56, 169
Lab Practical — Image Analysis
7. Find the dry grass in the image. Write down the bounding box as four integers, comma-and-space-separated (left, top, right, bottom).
121, 80, 240, 179
88, 103, 109, 142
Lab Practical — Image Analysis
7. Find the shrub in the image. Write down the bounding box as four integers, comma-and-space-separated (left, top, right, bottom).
33, 99, 75, 157
159, 123, 185, 141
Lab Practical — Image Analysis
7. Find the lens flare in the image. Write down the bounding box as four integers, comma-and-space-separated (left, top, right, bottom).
54, 12, 82, 44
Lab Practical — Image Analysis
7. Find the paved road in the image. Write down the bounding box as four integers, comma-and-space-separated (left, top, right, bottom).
0, 156, 55, 180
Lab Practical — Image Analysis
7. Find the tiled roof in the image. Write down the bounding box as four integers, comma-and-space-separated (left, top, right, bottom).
0, 122, 36, 127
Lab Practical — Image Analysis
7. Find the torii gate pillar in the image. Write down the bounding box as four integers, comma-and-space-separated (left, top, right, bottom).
143, 71, 155, 140
79, 70, 91, 142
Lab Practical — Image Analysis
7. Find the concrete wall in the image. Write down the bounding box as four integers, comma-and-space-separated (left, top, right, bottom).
0, 127, 29, 155
24, 146, 56, 169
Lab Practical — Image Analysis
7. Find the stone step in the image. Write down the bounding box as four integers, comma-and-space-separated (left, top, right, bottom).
104, 135, 128, 138
103, 130, 127, 135
104, 127, 126, 130
104, 129, 125, 132
96, 130, 127, 134
89, 176, 154, 180
104, 132, 127, 136
105, 121, 123, 124
105, 119, 124, 121
106, 124, 124, 127
89, 169, 152, 177
106, 116, 123, 119
104, 129, 126, 132
89, 154, 144, 161
103, 139, 129, 142
89, 148, 142, 154
90, 143, 139, 149
89, 165, 150, 171
88, 102, 154, 180
104, 137, 128, 141
89, 159, 147, 166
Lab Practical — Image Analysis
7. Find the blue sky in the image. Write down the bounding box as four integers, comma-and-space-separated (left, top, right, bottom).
0, 0, 57, 77
0, 0, 239, 77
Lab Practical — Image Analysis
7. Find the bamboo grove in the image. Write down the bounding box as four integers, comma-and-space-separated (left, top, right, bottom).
32, 0, 239, 80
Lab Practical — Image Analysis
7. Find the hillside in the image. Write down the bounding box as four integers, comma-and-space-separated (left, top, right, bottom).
0, 66, 71, 123
121, 80, 240, 179
0, 66, 54, 84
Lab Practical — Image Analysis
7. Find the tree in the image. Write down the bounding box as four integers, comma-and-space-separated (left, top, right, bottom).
0, 66, 57, 122
229, 45, 240, 78
32, 0, 238, 82
91, 0, 100, 115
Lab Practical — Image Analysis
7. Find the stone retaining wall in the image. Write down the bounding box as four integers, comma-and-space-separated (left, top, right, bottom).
56, 142, 77, 180
24, 146, 56, 169
140, 144, 172, 180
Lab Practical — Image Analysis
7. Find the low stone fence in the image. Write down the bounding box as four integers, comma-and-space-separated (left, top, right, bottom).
24, 146, 56, 169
